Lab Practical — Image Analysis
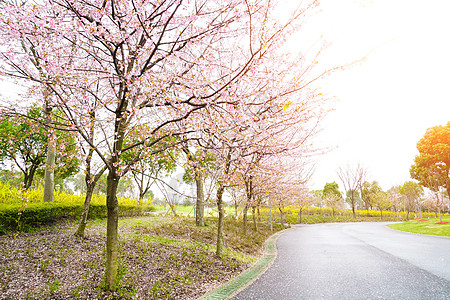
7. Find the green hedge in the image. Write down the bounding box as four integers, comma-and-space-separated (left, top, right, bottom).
0, 202, 156, 234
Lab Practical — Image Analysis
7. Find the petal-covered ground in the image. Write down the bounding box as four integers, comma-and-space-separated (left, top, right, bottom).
0, 216, 275, 299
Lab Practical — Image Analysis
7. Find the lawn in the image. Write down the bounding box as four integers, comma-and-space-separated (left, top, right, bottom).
387, 215, 450, 237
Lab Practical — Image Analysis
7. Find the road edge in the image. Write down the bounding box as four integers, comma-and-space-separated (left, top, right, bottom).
199, 228, 288, 300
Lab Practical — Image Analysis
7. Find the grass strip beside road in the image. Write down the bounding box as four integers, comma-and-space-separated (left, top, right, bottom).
387, 215, 450, 237
200, 229, 286, 300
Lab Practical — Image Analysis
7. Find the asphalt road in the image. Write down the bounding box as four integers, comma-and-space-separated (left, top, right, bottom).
233, 222, 450, 300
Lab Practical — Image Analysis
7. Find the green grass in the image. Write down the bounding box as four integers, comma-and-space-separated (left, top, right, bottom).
152, 204, 236, 218
387, 215, 450, 237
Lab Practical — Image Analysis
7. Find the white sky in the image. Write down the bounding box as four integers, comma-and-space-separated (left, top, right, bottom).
300, 0, 450, 191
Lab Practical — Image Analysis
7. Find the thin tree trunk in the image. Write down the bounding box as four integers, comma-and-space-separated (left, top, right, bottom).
352, 202, 356, 218
75, 187, 94, 237
279, 207, 284, 226
216, 184, 225, 258
252, 206, 257, 232
216, 151, 231, 258
169, 203, 178, 217
298, 208, 303, 223
242, 203, 248, 234
105, 171, 120, 290
181, 146, 205, 226
75, 166, 106, 237
75, 109, 104, 238
243, 175, 252, 234
195, 170, 205, 226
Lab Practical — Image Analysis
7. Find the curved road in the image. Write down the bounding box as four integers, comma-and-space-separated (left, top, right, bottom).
233, 222, 450, 300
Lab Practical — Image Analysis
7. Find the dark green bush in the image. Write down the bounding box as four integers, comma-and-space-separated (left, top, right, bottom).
0, 202, 155, 234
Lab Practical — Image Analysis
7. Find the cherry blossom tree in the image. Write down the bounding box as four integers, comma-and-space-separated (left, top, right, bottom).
387, 186, 403, 220
0, 0, 330, 288
74, 110, 108, 237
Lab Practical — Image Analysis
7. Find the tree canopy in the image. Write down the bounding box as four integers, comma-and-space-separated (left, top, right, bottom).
0, 106, 79, 189
410, 122, 450, 196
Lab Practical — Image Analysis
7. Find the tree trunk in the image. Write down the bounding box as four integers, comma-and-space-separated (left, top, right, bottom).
43, 141, 56, 202
446, 186, 450, 205
257, 206, 261, 222
216, 184, 225, 258
243, 176, 252, 234
279, 207, 284, 226
169, 203, 178, 217
195, 171, 205, 226
105, 171, 120, 290
23, 165, 37, 190
42, 100, 56, 202
138, 193, 144, 206
252, 206, 257, 232
298, 208, 303, 223
75, 185, 94, 237
242, 203, 248, 235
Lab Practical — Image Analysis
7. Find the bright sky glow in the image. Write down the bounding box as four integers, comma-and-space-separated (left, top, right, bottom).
301, 0, 450, 190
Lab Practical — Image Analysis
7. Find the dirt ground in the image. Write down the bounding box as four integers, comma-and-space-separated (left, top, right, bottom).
0, 221, 252, 299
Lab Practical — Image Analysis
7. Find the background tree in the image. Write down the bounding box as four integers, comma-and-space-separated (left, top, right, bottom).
0, 110, 46, 190
360, 181, 374, 213
387, 186, 402, 219
0, 106, 79, 190
410, 122, 450, 196
294, 189, 315, 223
399, 181, 424, 220
0, 169, 22, 188
182, 146, 217, 227
123, 129, 179, 205
372, 188, 390, 220
322, 181, 343, 216
337, 163, 366, 218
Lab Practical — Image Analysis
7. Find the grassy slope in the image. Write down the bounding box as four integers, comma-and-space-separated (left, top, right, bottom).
387, 215, 450, 237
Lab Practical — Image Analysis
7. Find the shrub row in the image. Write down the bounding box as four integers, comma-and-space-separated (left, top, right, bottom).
253, 206, 440, 225
0, 202, 155, 234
